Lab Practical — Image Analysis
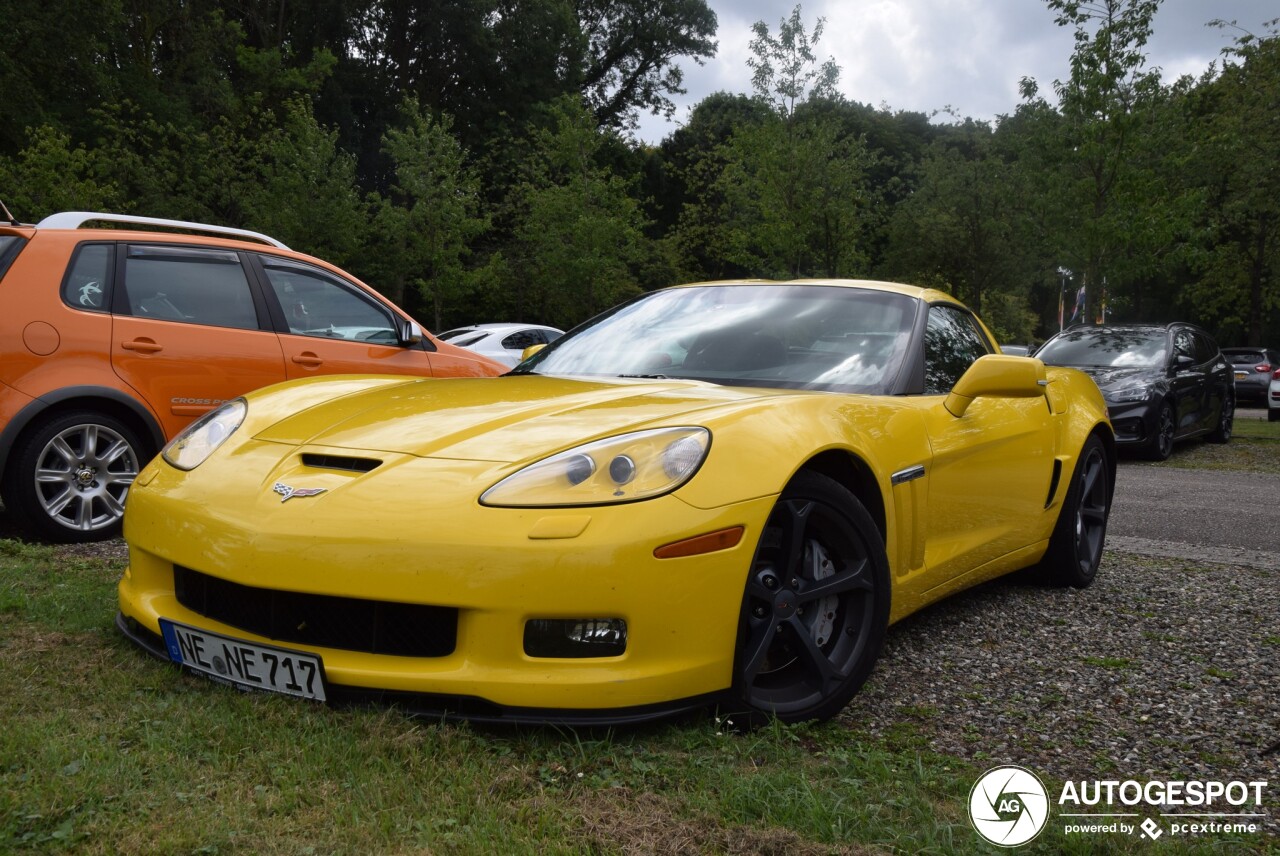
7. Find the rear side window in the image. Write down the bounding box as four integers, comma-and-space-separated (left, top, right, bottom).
122, 245, 260, 330
0, 234, 25, 279
62, 243, 114, 311
501, 329, 543, 350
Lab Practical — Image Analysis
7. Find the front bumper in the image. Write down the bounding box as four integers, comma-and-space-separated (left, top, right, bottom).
118, 451, 777, 719
1099, 398, 1156, 447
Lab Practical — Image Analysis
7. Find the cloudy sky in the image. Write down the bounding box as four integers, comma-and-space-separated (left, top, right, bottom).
634, 0, 1278, 143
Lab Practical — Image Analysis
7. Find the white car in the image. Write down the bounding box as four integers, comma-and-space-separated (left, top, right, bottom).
1270, 368, 1280, 421
437, 323, 564, 368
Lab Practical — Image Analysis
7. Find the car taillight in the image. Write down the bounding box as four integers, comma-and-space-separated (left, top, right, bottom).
1273, 368, 1280, 380
1257, 363, 1272, 373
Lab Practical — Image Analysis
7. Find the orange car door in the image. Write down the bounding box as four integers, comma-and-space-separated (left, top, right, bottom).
110, 244, 287, 439
254, 256, 442, 379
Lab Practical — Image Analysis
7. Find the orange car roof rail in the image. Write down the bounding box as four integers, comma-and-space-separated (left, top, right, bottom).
35, 212, 290, 250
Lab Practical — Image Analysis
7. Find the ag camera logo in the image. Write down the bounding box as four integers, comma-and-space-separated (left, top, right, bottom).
969, 765, 1050, 847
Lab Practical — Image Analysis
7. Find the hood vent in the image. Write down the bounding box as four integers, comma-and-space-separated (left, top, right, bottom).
301, 453, 381, 473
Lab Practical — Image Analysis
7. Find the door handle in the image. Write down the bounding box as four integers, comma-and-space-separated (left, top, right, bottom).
121, 338, 163, 354
292, 353, 323, 368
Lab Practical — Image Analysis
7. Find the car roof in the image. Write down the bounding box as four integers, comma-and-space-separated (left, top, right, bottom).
442, 323, 561, 335
670, 278, 954, 304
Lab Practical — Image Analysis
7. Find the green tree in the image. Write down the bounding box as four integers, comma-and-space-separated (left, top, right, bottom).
370, 100, 490, 328
0, 127, 120, 218
502, 97, 648, 327
881, 123, 1034, 329
1025, 0, 1165, 322
1180, 28, 1280, 344
672, 6, 870, 280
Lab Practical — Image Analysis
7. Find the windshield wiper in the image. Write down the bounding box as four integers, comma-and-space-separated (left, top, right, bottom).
618, 373, 669, 379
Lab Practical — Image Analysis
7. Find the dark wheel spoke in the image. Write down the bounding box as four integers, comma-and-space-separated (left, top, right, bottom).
798, 558, 871, 603
776, 499, 814, 578
783, 615, 845, 688
739, 615, 782, 683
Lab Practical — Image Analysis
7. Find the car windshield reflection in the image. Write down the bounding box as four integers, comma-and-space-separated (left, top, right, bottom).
514, 285, 917, 394
1036, 328, 1168, 368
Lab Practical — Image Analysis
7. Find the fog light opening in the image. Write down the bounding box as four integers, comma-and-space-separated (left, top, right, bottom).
524, 618, 627, 658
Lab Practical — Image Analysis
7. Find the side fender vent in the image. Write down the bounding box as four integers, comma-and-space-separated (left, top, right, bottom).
1045, 459, 1063, 508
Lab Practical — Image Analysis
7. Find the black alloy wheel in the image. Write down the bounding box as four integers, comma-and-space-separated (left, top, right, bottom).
1041, 434, 1110, 588
1145, 400, 1176, 461
730, 471, 889, 724
1, 410, 144, 543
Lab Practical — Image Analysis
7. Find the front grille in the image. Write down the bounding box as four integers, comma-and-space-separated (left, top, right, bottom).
174, 566, 456, 657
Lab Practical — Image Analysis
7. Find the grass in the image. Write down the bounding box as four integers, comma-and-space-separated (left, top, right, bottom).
2, 540, 1274, 854
1142, 408, 1280, 473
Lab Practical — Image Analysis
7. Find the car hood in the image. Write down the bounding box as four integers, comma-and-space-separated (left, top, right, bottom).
252, 375, 793, 463
1073, 366, 1163, 392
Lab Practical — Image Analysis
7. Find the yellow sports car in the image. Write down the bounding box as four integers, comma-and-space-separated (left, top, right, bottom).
117, 280, 1114, 724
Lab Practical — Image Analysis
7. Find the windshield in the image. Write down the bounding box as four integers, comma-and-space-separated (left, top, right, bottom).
513, 284, 918, 394
1037, 328, 1168, 368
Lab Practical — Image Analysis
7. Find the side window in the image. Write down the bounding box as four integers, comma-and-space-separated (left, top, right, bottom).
62, 243, 113, 311
122, 245, 259, 330
923, 305, 991, 394
1173, 329, 1196, 362
0, 234, 27, 280
1193, 332, 1217, 364
501, 330, 542, 351
260, 260, 395, 342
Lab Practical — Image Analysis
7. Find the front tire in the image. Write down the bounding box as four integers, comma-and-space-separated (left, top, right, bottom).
1, 410, 144, 543
1041, 435, 1110, 588
1144, 400, 1175, 461
729, 471, 889, 724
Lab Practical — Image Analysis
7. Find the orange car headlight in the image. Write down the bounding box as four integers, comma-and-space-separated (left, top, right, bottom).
480, 427, 710, 507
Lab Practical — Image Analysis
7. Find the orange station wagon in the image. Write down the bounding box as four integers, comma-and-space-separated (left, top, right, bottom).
0, 211, 504, 542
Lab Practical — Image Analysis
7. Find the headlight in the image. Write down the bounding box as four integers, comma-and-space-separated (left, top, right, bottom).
480, 427, 710, 507
1105, 385, 1150, 404
162, 399, 247, 470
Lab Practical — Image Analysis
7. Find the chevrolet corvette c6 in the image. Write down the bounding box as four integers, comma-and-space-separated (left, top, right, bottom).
117, 280, 1115, 725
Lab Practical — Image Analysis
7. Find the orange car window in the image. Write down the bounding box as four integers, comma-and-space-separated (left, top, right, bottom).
123, 245, 259, 330
61, 243, 113, 311
261, 261, 396, 341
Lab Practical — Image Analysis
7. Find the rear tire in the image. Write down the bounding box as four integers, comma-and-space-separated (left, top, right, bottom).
1041, 435, 1110, 588
1269, 408, 1280, 423
727, 471, 889, 725
1, 410, 144, 543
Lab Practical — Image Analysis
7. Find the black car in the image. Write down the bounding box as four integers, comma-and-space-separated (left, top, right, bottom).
1036, 323, 1234, 460
1221, 347, 1280, 405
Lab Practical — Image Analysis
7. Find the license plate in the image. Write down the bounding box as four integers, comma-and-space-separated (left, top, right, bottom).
1234, 372, 1248, 379
160, 619, 326, 701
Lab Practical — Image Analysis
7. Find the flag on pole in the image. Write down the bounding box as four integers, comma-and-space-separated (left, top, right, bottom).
1070, 284, 1085, 324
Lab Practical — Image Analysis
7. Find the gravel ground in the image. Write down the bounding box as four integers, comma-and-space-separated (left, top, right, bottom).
840, 547, 1280, 836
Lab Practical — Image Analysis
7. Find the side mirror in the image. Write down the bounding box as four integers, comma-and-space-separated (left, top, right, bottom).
945, 354, 1048, 417
520, 343, 547, 362
396, 318, 423, 347
1173, 353, 1194, 370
